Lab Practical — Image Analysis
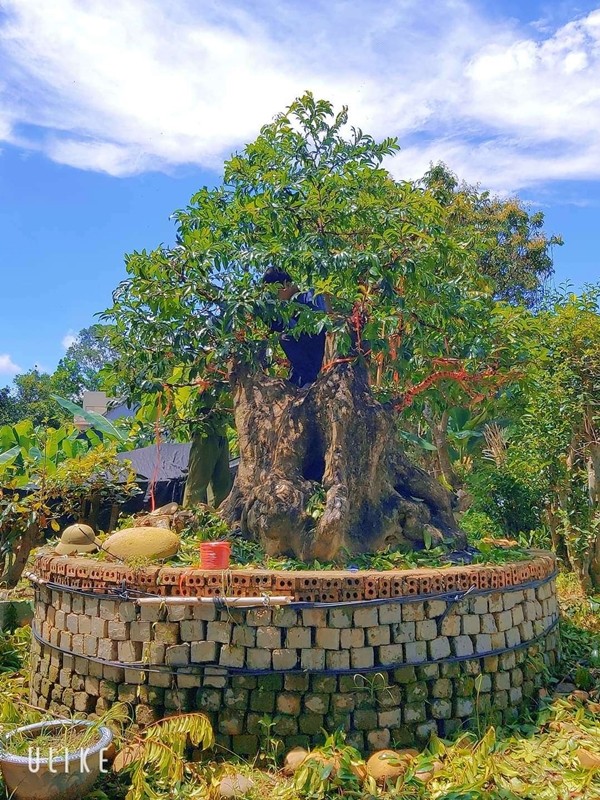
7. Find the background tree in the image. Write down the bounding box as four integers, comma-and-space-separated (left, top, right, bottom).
52, 324, 115, 401
105, 94, 546, 561
420, 163, 562, 309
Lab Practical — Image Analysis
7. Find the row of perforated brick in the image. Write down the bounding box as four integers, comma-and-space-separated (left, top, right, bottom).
32, 552, 556, 600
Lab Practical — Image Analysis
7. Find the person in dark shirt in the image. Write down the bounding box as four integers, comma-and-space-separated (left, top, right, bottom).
263, 267, 329, 387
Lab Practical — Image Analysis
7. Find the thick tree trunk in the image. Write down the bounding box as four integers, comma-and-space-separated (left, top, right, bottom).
1, 523, 40, 589
221, 362, 465, 561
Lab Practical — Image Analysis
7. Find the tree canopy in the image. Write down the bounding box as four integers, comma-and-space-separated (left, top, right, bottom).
105, 93, 529, 425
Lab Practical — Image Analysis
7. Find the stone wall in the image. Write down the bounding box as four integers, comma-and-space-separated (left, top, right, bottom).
29, 553, 559, 755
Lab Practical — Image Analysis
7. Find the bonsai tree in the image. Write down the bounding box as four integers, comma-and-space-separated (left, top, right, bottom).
106, 93, 516, 561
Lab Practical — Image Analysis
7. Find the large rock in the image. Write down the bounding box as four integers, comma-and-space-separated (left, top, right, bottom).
102, 527, 180, 562
366, 749, 417, 782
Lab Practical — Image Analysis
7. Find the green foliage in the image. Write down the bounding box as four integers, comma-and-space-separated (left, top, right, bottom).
466, 467, 543, 537
52, 324, 116, 401
103, 93, 523, 431
459, 510, 504, 541
122, 713, 214, 800
420, 163, 562, 309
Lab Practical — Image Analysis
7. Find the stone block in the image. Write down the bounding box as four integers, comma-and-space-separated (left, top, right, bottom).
431, 698, 452, 719
429, 637, 451, 660
455, 697, 474, 717
206, 621, 231, 644
404, 703, 426, 723
378, 643, 403, 666
91, 618, 108, 638
326, 650, 350, 669
471, 596, 488, 614
440, 615, 461, 637
378, 708, 402, 728
404, 641, 427, 663
97, 639, 117, 661
286, 627, 312, 649
277, 692, 302, 715
180, 620, 204, 641
232, 734, 259, 755
350, 647, 374, 669
290, 644, 322, 670
488, 593, 504, 613
462, 615, 480, 636
118, 640, 142, 663
192, 603, 217, 621
246, 648, 271, 670
167, 605, 190, 622
219, 709, 245, 736
153, 622, 180, 644
285, 674, 310, 692
393, 666, 416, 684
391, 621, 416, 643
219, 645, 245, 668
366, 625, 390, 646
481, 614, 497, 634
301, 608, 327, 627
250, 690, 275, 713
496, 611, 513, 631
191, 641, 217, 663
232, 626, 255, 647
354, 607, 379, 628
316, 628, 340, 650
271, 606, 298, 627
272, 648, 298, 670
332, 693, 355, 713
256, 626, 281, 649
329, 607, 353, 628
99, 600, 116, 620
257, 674, 283, 691
340, 628, 364, 648
84, 597, 99, 617
299, 713, 324, 734
452, 636, 474, 658
512, 606, 525, 626
166, 643, 190, 666
273, 715, 299, 736
367, 728, 391, 751
129, 621, 151, 642
108, 620, 129, 641
494, 671, 511, 691
402, 603, 425, 622
353, 708, 378, 729
475, 634, 492, 654
406, 681, 428, 703
509, 686, 523, 705
378, 602, 403, 625
305, 693, 329, 714
505, 627, 521, 648
416, 619, 438, 641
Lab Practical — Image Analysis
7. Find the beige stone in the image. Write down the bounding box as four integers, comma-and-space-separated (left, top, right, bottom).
102, 526, 180, 561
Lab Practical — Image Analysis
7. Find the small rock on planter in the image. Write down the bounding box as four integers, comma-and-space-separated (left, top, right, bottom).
282, 747, 309, 775
218, 774, 254, 798
366, 749, 418, 783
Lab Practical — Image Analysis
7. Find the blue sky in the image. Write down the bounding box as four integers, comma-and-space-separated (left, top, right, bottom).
1, 0, 599, 385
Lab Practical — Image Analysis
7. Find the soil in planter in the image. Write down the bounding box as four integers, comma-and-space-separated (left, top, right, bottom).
7, 725, 99, 758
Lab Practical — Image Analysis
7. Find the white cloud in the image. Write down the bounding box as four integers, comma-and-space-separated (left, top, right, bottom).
0, 354, 22, 376
61, 331, 77, 349
0, 1, 600, 191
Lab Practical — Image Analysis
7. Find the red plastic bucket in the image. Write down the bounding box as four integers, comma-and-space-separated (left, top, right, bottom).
200, 541, 231, 569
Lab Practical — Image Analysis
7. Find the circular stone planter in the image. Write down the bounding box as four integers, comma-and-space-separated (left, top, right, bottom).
0, 719, 113, 800
29, 551, 559, 755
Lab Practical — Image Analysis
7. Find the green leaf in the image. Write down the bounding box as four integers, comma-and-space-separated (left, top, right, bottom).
399, 430, 438, 451
0, 446, 20, 467
51, 395, 126, 442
